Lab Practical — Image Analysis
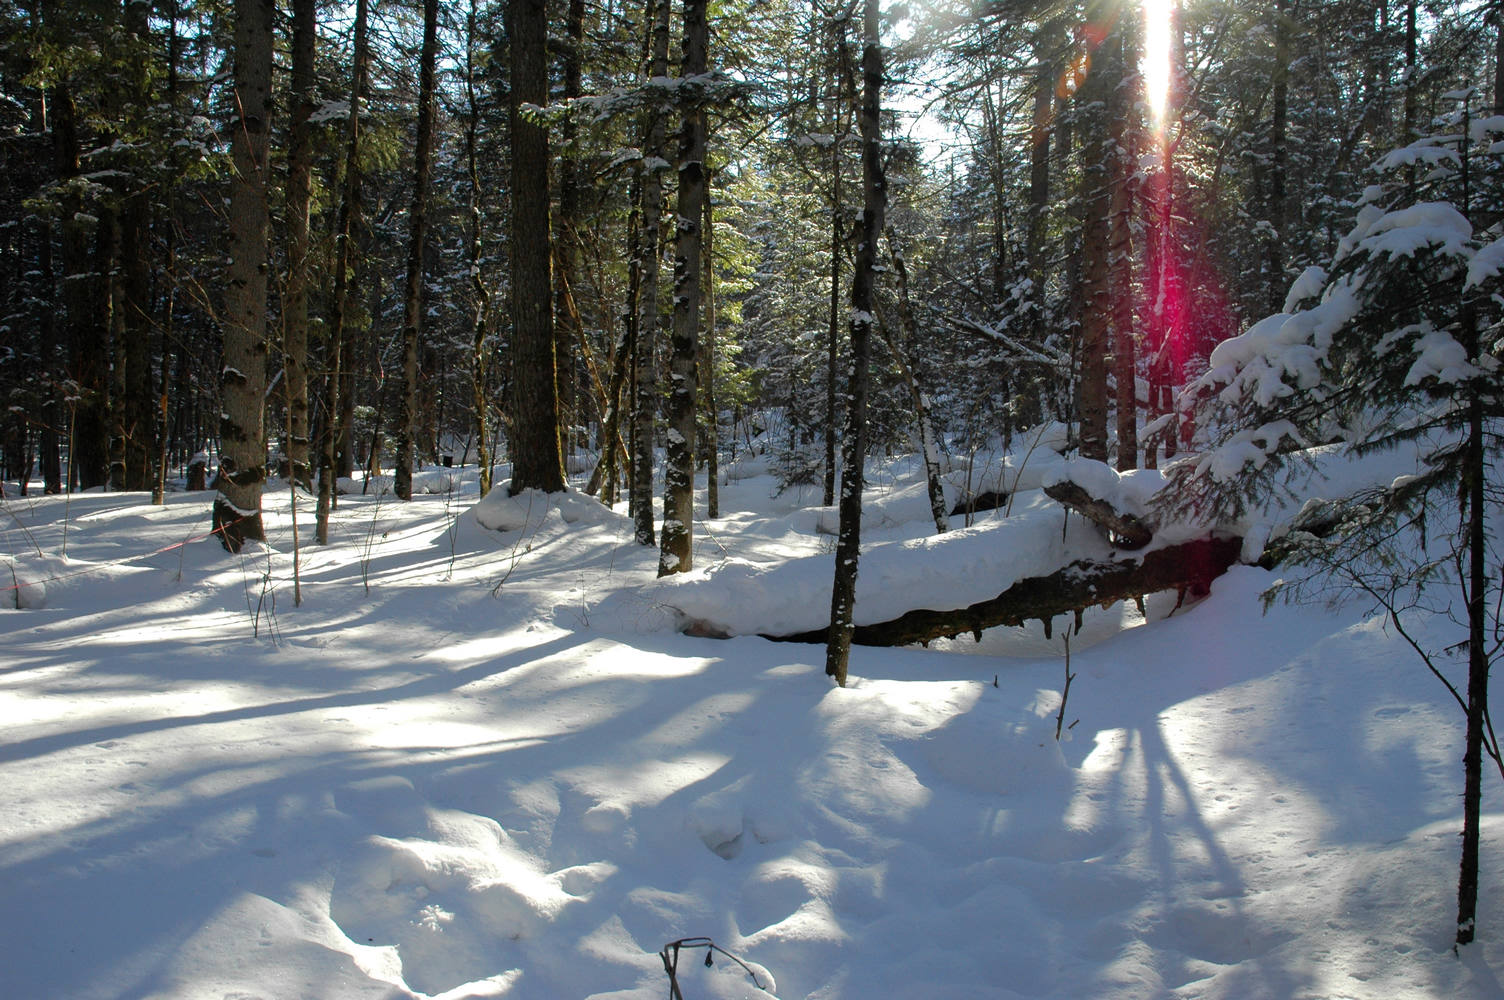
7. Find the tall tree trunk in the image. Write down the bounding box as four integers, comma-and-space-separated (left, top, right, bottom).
702, 182, 719, 519
465, 0, 493, 498
659, 0, 707, 576
592, 175, 643, 505
825, 0, 885, 688
51, 74, 107, 491
119, 202, 154, 489
1074, 4, 1117, 463
1027, 31, 1054, 287
981, 68, 1009, 299
36, 194, 61, 494
1495, 0, 1504, 117
318, 0, 368, 542
105, 208, 126, 492
554, 0, 586, 461
283, 0, 316, 491
1455, 115, 1487, 949
153, 0, 183, 505
120, 0, 155, 493
396, 0, 438, 502
883, 231, 947, 535
507, 0, 566, 494
1110, 19, 1138, 471
631, 0, 670, 540
214, 0, 274, 552
1402, 0, 1418, 145
824, 25, 849, 510
27, 2, 61, 494
1456, 311, 1487, 948
1266, 0, 1290, 311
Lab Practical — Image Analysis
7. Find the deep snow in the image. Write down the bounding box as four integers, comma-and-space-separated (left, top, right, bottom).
1, 451, 1500, 999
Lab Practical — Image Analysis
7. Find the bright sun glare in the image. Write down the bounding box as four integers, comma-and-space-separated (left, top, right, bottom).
1143, 0, 1174, 128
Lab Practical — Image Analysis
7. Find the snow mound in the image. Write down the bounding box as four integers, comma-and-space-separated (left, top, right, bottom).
2, 555, 50, 609
468, 487, 621, 534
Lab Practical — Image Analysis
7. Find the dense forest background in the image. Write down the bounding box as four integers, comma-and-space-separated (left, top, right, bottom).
0, 0, 1498, 532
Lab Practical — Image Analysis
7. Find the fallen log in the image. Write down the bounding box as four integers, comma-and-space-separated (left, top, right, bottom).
759, 534, 1243, 647
1042, 479, 1154, 550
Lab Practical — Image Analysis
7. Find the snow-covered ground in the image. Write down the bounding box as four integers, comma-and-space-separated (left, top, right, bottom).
1, 454, 1500, 999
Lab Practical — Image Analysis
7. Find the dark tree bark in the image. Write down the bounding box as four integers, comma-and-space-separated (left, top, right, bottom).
115, 1, 155, 494
659, 0, 708, 576
395, 0, 438, 502
1110, 18, 1138, 471
554, 0, 586, 460
317, 0, 368, 543
1495, 0, 1504, 117
214, 0, 274, 552
981, 72, 1009, 299
589, 172, 641, 505
1456, 131, 1489, 943
702, 183, 719, 519
825, 0, 885, 687
631, 0, 671, 537
464, 0, 493, 498
23, 2, 60, 495
1027, 29, 1055, 287
1074, 3, 1118, 463
507, 0, 565, 494
104, 207, 125, 492
1402, 0, 1419, 144
35, 195, 60, 494
1266, 0, 1290, 311
283, 0, 316, 491
881, 231, 947, 535
50, 70, 107, 491
823, 25, 850, 510
1456, 315, 1487, 947
151, 0, 185, 505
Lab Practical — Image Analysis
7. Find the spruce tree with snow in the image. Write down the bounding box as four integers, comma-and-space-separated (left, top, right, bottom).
1160, 94, 1503, 946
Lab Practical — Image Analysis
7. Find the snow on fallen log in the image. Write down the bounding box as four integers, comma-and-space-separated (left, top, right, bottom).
653, 490, 1197, 641
761, 535, 1243, 647
1040, 458, 1165, 547
653, 436, 1433, 646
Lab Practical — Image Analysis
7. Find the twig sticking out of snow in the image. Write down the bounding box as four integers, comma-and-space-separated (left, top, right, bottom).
659, 936, 775, 999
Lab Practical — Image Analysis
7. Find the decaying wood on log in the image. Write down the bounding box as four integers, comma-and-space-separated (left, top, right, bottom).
758, 535, 1243, 647
1042, 479, 1154, 550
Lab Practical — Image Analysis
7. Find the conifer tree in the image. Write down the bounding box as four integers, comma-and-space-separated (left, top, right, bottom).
1162, 102, 1503, 946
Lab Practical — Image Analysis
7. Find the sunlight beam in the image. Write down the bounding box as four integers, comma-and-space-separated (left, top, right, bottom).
1143, 0, 1174, 129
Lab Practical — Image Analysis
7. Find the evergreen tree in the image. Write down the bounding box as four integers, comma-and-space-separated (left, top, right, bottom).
1161, 100, 1504, 946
